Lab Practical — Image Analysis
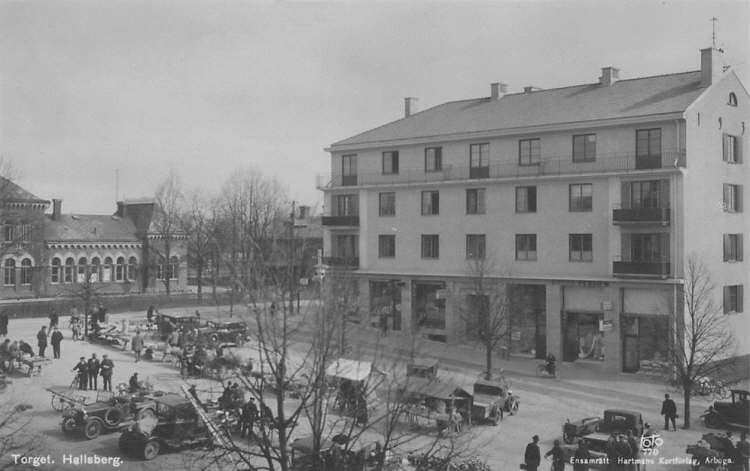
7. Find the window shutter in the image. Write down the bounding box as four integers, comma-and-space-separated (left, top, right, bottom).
723, 286, 730, 314
738, 137, 743, 163
722, 133, 728, 161
394, 152, 399, 172
723, 234, 730, 261
621, 182, 630, 209
723, 185, 730, 210
739, 234, 744, 261
659, 180, 670, 208
529, 187, 537, 212
660, 233, 670, 262
739, 285, 744, 313
737, 186, 743, 212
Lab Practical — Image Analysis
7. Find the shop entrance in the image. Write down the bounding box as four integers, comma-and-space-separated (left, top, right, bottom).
563, 312, 604, 362
369, 280, 402, 332
622, 315, 669, 373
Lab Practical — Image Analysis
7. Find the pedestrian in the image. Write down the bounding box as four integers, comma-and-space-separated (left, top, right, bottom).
131, 330, 144, 362
240, 398, 258, 439
48, 311, 59, 330
73, 357, 88, 390
129, 372, 140, 393
523, 435, 541, 471
606, 434, 618, 471
660, 393, 677, 431
88, 353, 100, 390
146, 305, 155, 325
97, 303, 107, 324
0, 312, 8, 336
545, 439, 565, 471
100, 354, 113, 392
615, 434, 632, 471
626, 429, 640, 471
573, 439, 591, 471
50, 327, 63, 359
37, 326, 48, 357
737, 432, 749, 471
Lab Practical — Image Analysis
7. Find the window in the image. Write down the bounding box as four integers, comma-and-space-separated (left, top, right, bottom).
623, 233, 670, 263
379, 192, 395, 217
169, 256, 178, 280
378, 235, 396, 258
90, 257, 100, 282
636, 128, 662, 169
18, 224, 31, 241
64, 257, 75, 283
515, 186, 537, 213
519, 139, 541, 166
723, 285, 744, 313
333, 235, 358, 260
3, 259, 15, 286
334, 194, 359, 216
102, 257, 112, 282
470, 143, 489, 178
421, 191, 439, 215
515, 234, 537, 261
3, 225, 13, 242
723, 184, 743, 212
421, 235, 439, 259
626, 180, 664, 209
723, 134, 741, 163
115, 257, 125, 281
382, 151, 399, 175
51, 257, 61, 284
724, 234, 744, 262
466, 188, 486, 214
128, 257, 137, 281
569, 234, 593, 262
573, 134, 597, 162
466, 234, 486, 260
729, 92, 738, 106
20, 258, 32, 285
342, 154, 357, 185
425, 147, 442, 172
569, 184, 593, 212
77, 257, 87, 283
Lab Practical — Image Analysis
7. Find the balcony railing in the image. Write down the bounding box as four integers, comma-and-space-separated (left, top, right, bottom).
613, 259, 671, 278
316, 150, 686, 189
612, 207, 670, 225
321, 215, 360, 227
322, 256, 359, 269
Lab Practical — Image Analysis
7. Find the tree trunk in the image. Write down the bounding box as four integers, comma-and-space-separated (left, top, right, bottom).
682, 386, 691, 429
196, 260, 203, 302
485, 341, 492, 380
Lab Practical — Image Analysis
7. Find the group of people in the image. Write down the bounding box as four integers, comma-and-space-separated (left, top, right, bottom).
72, 353, 114, 391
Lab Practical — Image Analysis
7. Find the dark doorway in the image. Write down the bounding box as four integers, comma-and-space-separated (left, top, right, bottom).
563, 312, 603, 362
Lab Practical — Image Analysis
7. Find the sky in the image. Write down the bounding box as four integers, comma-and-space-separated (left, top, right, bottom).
1, 0, 748, 215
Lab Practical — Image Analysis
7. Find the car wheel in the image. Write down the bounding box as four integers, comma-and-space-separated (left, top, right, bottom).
142, 440, 160, 460
704, 413, 722, 428
61, 417, 77, 434
563, 432, 575, 444
83, 418, 103, 440
104, 407, 123, 427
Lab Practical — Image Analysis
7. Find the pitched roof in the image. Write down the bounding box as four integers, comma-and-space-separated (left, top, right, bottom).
44, 214, 140, 243
331, 71, 705, 148
0, 177, 48, 204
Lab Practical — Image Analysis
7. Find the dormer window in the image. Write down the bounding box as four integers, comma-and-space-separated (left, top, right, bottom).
729, 92, 738, 106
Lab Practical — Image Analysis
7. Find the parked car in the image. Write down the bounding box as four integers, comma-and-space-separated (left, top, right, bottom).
118, 394, 211, 460
62, 393, 157, 440
563, 409, 644, 445
197, 321, 249, 346
157, 314, 203, 340
470, 378, 519, 425
702, 389, 750, 431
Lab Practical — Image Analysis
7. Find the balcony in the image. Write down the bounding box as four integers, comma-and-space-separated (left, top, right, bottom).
612, 207, 670, 225
321, 215, 360, 227
316, 150, 686, 189
322, 256, 359, 269
613, 260, 671, 278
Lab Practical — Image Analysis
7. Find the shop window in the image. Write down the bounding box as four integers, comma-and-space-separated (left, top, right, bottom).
414, 282, 446, 330
51, 257, 61, 284
3, 259, 15, 286
370, 280, 402, 332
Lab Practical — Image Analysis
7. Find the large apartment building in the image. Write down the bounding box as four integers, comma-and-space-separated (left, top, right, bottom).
318, 48, 748, 373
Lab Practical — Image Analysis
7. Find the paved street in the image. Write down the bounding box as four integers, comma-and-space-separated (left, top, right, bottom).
0, 306, 722, 470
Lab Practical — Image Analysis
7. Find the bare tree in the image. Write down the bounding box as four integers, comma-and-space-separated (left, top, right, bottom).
151, 170, 185, 295
0, 403, 41, 471
182, 190, 217, 301
457, 258, 511, 380
662, 254, 736, 428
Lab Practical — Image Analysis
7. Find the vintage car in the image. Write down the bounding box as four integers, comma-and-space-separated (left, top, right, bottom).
702, 389, 750, 431
686, 433, 740, 470
563, 409, 644, 444
406, 358, 439, 379
62, 393, 157, 440
157, 314, 203, 340
197, 321, 249, 346
118, 394, 211, 460
470, 378, 520, 425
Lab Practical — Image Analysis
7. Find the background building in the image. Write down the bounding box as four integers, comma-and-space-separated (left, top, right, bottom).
318, 48, 748, 373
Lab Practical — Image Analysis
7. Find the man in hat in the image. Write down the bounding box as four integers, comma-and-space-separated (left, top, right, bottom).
36, 325, 48, 357
240, 397, 258, 439
50, 327, 63, 359
73, 357, 88, 390
524, 435, 541, 471
100, 354, 114, 391
88, 353, 100, 390
661, 393, 678, 431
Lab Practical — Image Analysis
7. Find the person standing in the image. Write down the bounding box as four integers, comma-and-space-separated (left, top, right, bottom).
524, 435, 541, 471
100, 354, 113, 392
36, 326, 48, 357
146, 305, 155, 325
88, 354, 100, 390
0, 312, 8, 336
73, 357, 88, 390
50, 327, 63, 359
240, 398, 258, 439
545, 440, 565, 471
573, 439, 591, 471
661, 393, 678, 431
48, 311, 59, 330
131, 330, 144, 362
626, 429, 640, 471
736, 432, 749, 471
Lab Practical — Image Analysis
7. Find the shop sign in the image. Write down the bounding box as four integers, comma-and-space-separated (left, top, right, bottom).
599, 320, 614, 332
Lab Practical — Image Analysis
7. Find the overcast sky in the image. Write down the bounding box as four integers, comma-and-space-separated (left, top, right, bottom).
1, 0, 748, 214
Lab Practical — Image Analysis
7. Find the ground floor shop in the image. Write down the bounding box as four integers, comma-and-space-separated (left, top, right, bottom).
352, 274, 677, 373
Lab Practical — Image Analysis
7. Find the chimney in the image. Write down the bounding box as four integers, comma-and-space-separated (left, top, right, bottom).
52, 199, 62, 220
523, 86, 542, 93
404, 97, 418, 117
490, 82, 507, 100
116, 201, 126, 217
700, 47, 724, 87
599, 67, 620, 86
